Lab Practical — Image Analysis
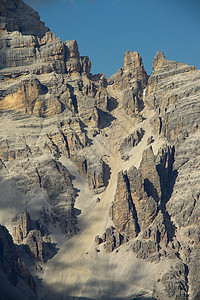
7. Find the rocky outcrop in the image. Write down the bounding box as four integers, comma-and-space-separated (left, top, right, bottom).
0, 77, 50, 115
142, 52, 200, 298
131, 211, 167, 261
12, 210, 31, 243
110, 171, 139, 238
95, 226, 123, 253
0, 0, 49, 38
25, 230, 45, 262
12, 209, 59, 263
12, 210, 45, 261
71, 152, 110, 193
110, 144, 180, 261
0, 224, 35, 291
108, 51, 148, 116
0, 132, 78, 235
139, 146, 161, 203
111, 146, 163, 239
128, 163, 159, 232
119, 127, 145, 160
108, 51, 148, 91
153, 261, 189, 299
122, 88, 144, 116
44, 117, 87, 158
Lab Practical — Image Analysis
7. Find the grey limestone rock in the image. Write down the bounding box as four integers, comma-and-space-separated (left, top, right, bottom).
119, 127, 145, 160
0, 0, 49, 38
0, 1, 199, 299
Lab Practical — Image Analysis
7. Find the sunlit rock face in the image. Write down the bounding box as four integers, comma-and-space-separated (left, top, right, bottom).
0, 0, 199, 299
0, 0, 50, 37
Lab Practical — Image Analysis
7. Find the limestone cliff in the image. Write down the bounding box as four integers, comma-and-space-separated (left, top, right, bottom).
0, 0, 49, 37
0, 224, 35, 298
0, 1, 199, 299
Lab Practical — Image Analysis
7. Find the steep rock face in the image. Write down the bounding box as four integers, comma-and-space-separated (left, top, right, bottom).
139, 146, 161, 203
109, 51, 148, 90
145, 51, 200, 143
0, 1, 199, 299
128, 162, 159, 232
153, 261, 189, 299
0, 28, 91, 77
142, 52, 200, 298
110, 143, 191, 298
0, 0, 115, 199
111, 146, 162, 239
12, 210, 31, 243
0, 77, 52, 115
25, 230, 45, 262
0, 0, 49, 37
71, 152, 109, 193
108, 51, 148, 116
0, 224, 35, 292
12, 209, 59, 263
110, 171, 139, 239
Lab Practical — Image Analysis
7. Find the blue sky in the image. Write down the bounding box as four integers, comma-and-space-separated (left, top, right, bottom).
24, 0, 200, 78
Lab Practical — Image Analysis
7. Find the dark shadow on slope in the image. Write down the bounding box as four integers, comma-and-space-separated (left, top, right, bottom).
74, 187, 81, 198
156, 145, 178, 242
38, 256, 157, 300
144, 178, 160, 203
74, 208, 81, 216
43, 242, 59, 262
161, 171, 178, 242
103, 161, 111, 188
40, 84, 48, 95
107, 96, 118, 112
79, 119, 93, 146
34, 204, 158, 299
97, 108, 116, 129
66, 83, 78, 113
70, 174, 76, 181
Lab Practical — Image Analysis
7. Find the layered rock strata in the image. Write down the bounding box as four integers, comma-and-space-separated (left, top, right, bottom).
0, 0, 49, 37
0, 1, 199, 299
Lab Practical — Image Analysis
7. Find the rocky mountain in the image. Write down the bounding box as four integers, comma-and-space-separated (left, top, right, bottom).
0, 0, 199, 299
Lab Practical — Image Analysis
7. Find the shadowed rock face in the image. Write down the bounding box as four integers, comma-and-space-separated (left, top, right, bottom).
0, 224, 35, 292
0, 1, 200, 299
139, 146, 161, 202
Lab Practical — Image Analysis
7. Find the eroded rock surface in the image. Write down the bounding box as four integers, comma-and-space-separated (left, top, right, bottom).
0, 1, 199, 299
0, 0, 49, 38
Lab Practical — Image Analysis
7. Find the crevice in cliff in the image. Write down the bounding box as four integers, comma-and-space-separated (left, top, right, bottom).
35, 167, 42, 188
159, 116, 162, 134
60, 130, 70, 158
156, 145, 178, 242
